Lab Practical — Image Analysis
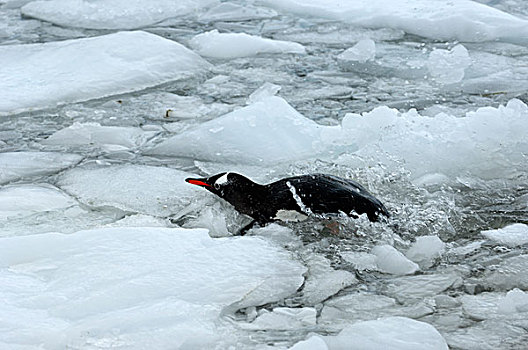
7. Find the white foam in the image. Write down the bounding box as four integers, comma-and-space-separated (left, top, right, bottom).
189, 29, 306, 59
0, 31, 210, 115
21, 0, 218, 29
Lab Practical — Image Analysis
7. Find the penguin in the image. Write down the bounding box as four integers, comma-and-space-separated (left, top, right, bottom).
185, 172, 389, 235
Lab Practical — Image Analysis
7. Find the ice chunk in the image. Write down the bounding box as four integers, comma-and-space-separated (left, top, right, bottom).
446, 319, 527, 350
498, 289, 528, 314
148, 96, 328, 165
384, 273, 462, 302
0, 151, 82, 185
21, 0, 217, 29
247, 82, 281, 104
189, 30, 306, 59
41, 122, 150, 151
406, 236, 446, 268
338, 39, 376, 63
57, 164, 203, 217
334, 99, 528, 181
323, 317, 448, 350
289, 336, 328, 350
0, 227, 305, 348
301, 255, 357, 305
484, 255, 528, 290
340, 251, 378, 271
198, 3, 277, 23
0, 31, 211, 115
481, 223, 528, 247
371, 245, 419, 275
243, 307, 316, 330
427, 45, 471, 84
262, 0, 528, 43
0, 184, 76, 221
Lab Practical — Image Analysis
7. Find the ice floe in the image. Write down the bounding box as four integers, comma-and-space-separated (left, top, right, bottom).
21, 0, 217, 29
189, 29, 306, 59
0, 226, 305, 348
148, 95, 325, 165
483, 254, 528, 290
322, 316, 448, 350
242, 307, 317, 330
262, 0, 528, 43
57, 164, 204, 217
198, 3, 278, 23
0, 151, 82, 185
0, 31, 210, 115
384, 273, 462, 303
150, 89, 528, 181
481, 223, 528, 247
41, 122, 151, 151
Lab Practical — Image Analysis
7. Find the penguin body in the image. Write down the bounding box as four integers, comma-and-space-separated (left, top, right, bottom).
186, 173, 389, 230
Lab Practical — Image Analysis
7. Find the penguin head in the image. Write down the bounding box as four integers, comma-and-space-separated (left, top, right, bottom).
185, 172, 260, 204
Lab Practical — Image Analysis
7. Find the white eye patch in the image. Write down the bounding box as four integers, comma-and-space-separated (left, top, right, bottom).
215, 173, 229, 186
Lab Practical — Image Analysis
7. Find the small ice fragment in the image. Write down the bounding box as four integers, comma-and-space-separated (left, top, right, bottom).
406, 235, 445, 267
497, 288, 528, 314
427, 44, 471, 84
371, 245, 419, 275
247, 82, 281, 104
338, 39, 376, 63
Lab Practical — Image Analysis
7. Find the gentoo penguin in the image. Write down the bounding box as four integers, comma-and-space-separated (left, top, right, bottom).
186, 172, 389, 234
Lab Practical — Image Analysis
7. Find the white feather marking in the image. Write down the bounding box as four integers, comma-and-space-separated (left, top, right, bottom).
274, 209, 308, 222
215, 172, 229, 185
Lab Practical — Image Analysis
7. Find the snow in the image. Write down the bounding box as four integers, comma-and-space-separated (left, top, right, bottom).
0, 152, 82, 185
406, 236, 446, 268
427, 44, 471, 84
0, 31, 211, 115
322, 317, 448, 350
57, 164, 204, 217
41, 122, 150, 151
189, 29, 306, 59
371, 245, 419, 275
21, 0, 218, 29
148, 95, 326, 165
0, 226, 306, 348
262, 0, 528, 43
338, 39, 376, 63
481, 223, 528, 247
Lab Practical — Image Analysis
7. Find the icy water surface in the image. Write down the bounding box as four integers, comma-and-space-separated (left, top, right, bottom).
1, 0, 528, 349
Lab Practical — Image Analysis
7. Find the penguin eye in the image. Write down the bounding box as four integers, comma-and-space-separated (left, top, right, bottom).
214, 183, 220, 190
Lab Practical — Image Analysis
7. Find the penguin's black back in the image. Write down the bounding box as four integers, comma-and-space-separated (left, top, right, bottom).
261, 174, 389, 223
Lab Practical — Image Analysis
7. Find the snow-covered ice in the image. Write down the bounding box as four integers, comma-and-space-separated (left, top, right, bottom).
198, 3, 278, 23
57, 164, 203, 217
322, 317, 448, 350
0, 31, 211, 115
21, 0, 218, 29
189, 29, 306, 59
481, 223, 528, 247
262, 0, 528, 43
0, 152, 82, 185
148, 95, 326, 165
0, 227, 305, 348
